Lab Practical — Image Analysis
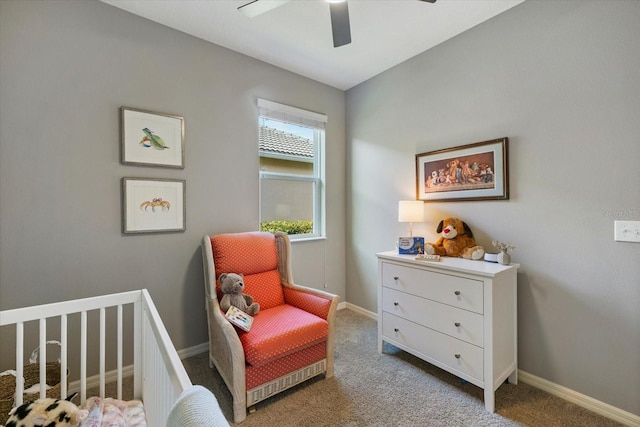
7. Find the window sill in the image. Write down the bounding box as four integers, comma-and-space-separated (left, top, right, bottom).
289, 235, 326, 243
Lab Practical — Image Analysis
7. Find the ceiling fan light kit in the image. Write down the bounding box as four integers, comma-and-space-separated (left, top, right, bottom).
238, 0, 436, 48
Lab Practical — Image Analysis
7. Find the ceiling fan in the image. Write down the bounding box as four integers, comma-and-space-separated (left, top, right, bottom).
238, 0, 437, 48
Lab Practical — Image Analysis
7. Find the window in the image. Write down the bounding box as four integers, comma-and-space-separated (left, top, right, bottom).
258, 99, 326, 239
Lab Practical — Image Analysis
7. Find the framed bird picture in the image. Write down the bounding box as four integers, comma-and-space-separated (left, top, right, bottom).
120, 107, 185, 168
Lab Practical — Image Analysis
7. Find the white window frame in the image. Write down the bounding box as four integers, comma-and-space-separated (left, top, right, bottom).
258, 99, 326, 240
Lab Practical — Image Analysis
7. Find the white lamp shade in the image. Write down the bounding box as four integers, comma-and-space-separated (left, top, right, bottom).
398, 200, 424, 223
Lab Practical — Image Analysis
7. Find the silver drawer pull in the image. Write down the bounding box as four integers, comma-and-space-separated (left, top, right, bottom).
454, 354, 461, 359
393, 302, 399, 306
393, 276, 399, 280
454, 322, 461, 327
454, 290, 461, 296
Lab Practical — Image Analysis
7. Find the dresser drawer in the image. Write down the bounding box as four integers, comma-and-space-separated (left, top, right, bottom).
382, 287, 484, 347
382, 312, 484, 382
382, 262, 483, 314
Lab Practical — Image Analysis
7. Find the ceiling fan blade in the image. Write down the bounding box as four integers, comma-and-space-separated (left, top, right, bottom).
238, 0, 290, 18
329, 1, 351, 48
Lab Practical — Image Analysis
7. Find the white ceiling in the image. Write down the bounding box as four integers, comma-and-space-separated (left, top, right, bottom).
101, 0, 525, 91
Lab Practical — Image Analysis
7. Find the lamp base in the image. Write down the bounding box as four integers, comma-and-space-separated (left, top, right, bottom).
397, 237, 425, 255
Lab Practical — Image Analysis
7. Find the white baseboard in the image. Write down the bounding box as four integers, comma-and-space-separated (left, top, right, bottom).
68, 343, 208, 394
177, 342, 208, 359
343, 302, 377, 320
518, 370, 640, 427
68, 365, 135, 395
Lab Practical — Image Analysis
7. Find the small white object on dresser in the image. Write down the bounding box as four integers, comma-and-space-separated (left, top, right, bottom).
377, 251, 519, 412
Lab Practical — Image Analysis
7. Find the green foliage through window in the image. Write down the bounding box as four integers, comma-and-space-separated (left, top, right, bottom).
260, 220, 313, 235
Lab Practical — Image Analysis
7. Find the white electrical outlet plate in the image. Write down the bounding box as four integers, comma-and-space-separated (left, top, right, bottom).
614, 220, 640, 243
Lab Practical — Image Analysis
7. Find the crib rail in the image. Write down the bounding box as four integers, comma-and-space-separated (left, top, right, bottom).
139, 290, 192, 426
0, 289, 191, 425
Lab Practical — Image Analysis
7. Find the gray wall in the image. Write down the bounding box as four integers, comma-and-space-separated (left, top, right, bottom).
346, 0, 639, 416
0, 0, 346, 363
2, 0, 639, 419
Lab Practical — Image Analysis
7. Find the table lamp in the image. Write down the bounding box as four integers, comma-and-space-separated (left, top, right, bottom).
398, 200, 424, 238
397, 201, 425, 255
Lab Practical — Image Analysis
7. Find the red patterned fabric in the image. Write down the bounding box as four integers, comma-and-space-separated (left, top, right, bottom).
210, 232, 278, 275
246, 342, 326, 390
243, 270, 285, 310
240, 304, 328, 367
209, 231, 332, 396
215, 270, 285, 310
283, 287, 332, 320
211, 232, 285, 309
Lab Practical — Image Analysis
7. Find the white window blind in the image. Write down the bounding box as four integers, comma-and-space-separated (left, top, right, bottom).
258, 98, 327, 130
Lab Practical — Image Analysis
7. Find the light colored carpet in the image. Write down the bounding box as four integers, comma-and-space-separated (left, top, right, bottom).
183, 309, 622, 426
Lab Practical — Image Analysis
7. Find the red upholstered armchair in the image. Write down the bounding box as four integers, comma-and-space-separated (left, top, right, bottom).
201, 231, 339, 423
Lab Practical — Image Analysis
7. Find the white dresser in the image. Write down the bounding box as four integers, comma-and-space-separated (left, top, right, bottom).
377, 251, 519, 412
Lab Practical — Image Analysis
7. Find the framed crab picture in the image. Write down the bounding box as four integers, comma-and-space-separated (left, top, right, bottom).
122, 177, 186, 234
120, 107, 185, 168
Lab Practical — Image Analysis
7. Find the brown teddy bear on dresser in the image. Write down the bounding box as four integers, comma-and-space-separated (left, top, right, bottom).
424, 217, 485, 260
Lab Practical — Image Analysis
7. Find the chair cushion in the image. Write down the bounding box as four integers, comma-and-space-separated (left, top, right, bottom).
239, 304, 328, 367
216, 270, 285, 311
243, 270, 285, 309
210, 232, 278, 275
211, 232, 285, 310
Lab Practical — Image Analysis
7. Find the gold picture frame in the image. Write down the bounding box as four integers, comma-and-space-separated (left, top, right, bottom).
416, 137, 509, 202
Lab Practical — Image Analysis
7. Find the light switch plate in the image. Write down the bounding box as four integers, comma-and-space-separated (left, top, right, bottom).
614, 220, 640, 243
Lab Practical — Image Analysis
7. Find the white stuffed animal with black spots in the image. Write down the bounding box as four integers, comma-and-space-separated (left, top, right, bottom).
5, 396, 88, 427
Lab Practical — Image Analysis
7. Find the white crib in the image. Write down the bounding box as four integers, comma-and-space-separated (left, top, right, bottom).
0, 289, 192, 426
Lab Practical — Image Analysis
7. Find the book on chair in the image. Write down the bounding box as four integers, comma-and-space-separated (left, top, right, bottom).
225, 306, 253, 332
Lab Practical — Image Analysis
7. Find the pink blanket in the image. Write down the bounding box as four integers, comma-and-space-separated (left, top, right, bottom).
80, 397, 146, 427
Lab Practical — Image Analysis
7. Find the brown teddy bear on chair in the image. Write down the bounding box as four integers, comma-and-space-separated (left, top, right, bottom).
219, 273, 260, 315
424, 217, 485, 260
